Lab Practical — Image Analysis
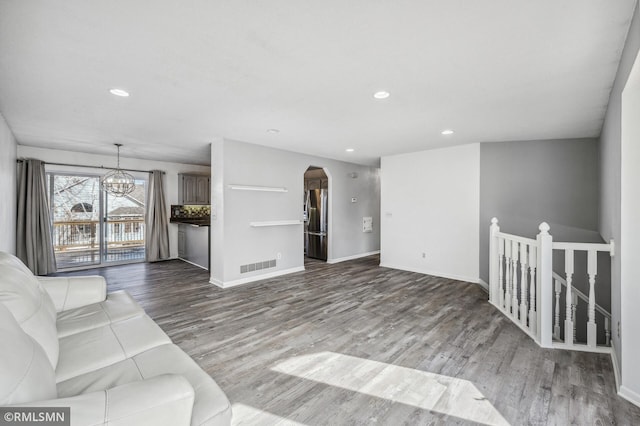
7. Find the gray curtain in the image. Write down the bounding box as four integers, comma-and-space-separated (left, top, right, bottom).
16, 159, 57, 275
146, 170, 170, 261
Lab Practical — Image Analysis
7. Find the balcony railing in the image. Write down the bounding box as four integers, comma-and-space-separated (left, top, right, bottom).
52, 219, 145, 268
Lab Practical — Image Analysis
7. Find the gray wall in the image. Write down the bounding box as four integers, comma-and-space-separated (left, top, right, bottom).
479, 138, 601, 284
211, 138, 380, 286
600, 1, 640, 381
0, 113, 17, 254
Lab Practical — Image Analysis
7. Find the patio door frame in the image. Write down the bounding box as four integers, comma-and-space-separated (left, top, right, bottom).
47, 170, 148, 270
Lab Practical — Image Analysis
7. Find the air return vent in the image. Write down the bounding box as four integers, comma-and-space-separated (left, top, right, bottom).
240, 259, 277, 274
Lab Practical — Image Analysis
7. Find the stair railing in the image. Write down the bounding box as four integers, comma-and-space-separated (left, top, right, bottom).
552, 272, 612, 348
489, 218, 613, 353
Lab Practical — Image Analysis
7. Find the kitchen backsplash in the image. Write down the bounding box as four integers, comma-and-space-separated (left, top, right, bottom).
171, 204, 211, 218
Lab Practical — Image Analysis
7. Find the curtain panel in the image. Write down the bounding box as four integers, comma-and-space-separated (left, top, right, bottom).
16, 159, 57, 275
145, 170, 170, 262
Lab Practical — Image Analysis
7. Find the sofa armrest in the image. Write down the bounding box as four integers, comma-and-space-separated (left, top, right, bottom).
12, 375, 195, 426
37, 276, 107, 312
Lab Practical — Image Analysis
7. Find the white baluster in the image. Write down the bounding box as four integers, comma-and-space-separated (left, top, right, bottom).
572, 293, 577, 344
528, 246, 537, 334
505, 239, 512, 313
564, 250, 574, 346
490, 218, 500, 303
553, 280, 561, 340
520, 243, 528, 327
499, 238, 505, 309
605, 317, 611, 347
511, 240, 518, 317
587, 250, 598, 348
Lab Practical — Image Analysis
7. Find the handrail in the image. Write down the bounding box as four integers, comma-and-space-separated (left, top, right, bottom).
553, 241, 613, 253
496, 231, 537, 246
552, 271, 611, 320
490, 218, 612, 351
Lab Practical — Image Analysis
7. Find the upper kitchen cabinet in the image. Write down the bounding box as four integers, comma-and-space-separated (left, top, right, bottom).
179, 173, 210, 204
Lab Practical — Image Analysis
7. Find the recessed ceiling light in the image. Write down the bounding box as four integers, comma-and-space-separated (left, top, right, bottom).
267, 128, 280, 134
109, 88, 130, 97
346, 148, 355, 152
373, 91, 390, 99
441, 129, 454, 135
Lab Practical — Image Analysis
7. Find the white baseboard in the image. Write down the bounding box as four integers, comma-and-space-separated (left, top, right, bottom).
619, 385, 640, 408
477, 278, 489, 292
327, 250, 380, 264
210, 266, 305, 289
610, 342, 640, 408
379, 263, 479, 284
611, 342, 621, 393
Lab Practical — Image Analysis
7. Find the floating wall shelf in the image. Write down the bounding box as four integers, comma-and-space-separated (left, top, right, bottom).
250, 220, 303, 227
228, 184, 288, 192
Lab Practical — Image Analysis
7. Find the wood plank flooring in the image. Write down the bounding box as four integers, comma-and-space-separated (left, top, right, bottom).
55, 256, 640, 425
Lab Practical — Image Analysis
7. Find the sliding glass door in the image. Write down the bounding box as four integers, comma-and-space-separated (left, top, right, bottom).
103, 180, 146, 263
48, 173, 147, 269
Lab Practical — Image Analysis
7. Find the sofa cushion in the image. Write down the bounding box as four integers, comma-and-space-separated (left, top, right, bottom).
56, 290, 144, 337
38, 276, 107, 312
0, 303, 57, 405
57, 344, 232, 426
0, 252, 59, 368
56, 314, 172, 382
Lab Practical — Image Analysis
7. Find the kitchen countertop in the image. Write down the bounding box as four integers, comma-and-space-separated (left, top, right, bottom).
170, 218, 210, 226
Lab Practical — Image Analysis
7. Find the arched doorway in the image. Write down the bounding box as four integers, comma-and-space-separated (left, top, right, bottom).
303, 166, 329, 261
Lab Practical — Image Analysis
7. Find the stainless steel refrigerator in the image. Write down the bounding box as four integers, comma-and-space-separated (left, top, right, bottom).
304, 188, 328, 260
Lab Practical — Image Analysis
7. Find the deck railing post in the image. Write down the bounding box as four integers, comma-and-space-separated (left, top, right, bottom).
489, 218, 500, 303
536, 222, 553, 348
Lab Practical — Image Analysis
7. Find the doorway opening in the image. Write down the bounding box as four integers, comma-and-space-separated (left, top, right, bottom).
47, 172, 147, 269
304, 166, 328, 261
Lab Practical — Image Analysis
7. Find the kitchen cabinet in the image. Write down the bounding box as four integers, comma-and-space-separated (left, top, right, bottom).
178, 228, 186, 257
178, 223, 209, 270
179, 174, 210, 204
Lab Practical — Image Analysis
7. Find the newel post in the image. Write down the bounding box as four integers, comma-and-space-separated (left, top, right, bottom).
489, 218, 500, 303
536, 222, 553, 348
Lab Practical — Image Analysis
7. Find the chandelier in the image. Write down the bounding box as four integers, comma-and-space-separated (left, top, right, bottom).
101, 143, 135, 197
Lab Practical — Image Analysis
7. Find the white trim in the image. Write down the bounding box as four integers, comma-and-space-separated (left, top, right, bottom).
489, 300, 538, 343
228, 184, 287, 192
489, 299, 616, 356
620, 385, 640, 408
210, 266, 305, 288
178, 258, 208, 271
611, 342, 621, 392
551, 342, 611, 354
249, 220, 302, 227
379, 263, 479, 284
610, 341, 640, 408
326, 250, 380, 264
477, 278, 489, 293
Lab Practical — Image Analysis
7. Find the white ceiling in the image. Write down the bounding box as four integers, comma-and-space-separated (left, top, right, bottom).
0, 1, 636, 166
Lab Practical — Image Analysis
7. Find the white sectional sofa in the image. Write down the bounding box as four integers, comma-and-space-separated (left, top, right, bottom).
0, 252, 231, 426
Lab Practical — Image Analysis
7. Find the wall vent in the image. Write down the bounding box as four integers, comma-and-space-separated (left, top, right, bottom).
240, 259, 277, 274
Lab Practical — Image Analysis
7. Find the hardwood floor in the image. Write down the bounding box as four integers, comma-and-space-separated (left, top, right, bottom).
55, 256, 640, 425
